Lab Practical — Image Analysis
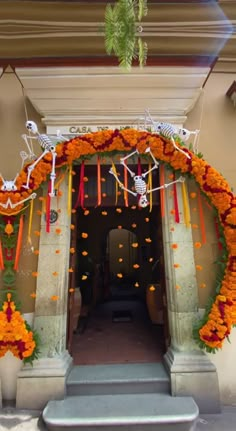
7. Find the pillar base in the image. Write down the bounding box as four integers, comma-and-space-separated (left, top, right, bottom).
16, 350, 73, 410
164, 347, 221, 413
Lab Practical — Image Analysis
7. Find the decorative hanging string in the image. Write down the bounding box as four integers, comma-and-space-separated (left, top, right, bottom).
197, 189, 207, 244
181, 181, 191, 228
0, 239, 4, 270
27, 197, 34, 244
74, 161, 85, 209
159, 164, 165, 218
148, 162, 153, 212
67, 164, 73, 215
123, 159, 128, 207
45, 182, 51, 233
14, 215, 24, 271
111, 161, 118, 205
173, 172, 180, 223
97, 156, 102, 206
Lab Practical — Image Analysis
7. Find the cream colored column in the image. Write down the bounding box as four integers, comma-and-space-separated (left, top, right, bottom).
161, 167, 221, 413
16, 175, 73, 409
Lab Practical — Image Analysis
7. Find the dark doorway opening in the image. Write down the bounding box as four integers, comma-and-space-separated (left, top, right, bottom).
69, 204, 168, 365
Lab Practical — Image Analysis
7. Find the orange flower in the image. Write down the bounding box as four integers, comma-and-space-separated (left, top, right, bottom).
133, 264, 140, 269
70, 248, 75, 254
149, 257, 153, 262
118, 244, 123, 248
117, 273, 123, 278
145, 238, 152, 243
132, 223, 137, 228
82, 232, 88, 238
55, 228, 62, 235
34, 230, 41, 236
69, 288, 75, 293
196, 265, 203, 271
200, 283, 206, 289
83, 177, 88, 182
174, 263, 180, 268
33, 250, 39, 255
116, 208, 122, 213
171, 243, 178, 249
170, 209, 175, 215
71, 209, 76, 214
131, 206, 136, 210
190, 192, 197, 199
102, 193, 107, 198
52, 272, 59, 276
191, 224, 198, 229
102, 211, 107, 216
84, 210, 90, 216
195, 242, 202, 249
82, 275, 88, 280
118, 225, 122, 229
82, 251, 88, 256
51, 295, 59, 301
32, 272, 39, 277
134, 282, 140, 288
36, 210, 42, 216
68, 268, 74, 273
170, 227, 175, 232
175, 285, 181, 290
30, 293, 36, 298
145, 218, 149, 222
149, 285, 156, 291
131, 243, 138, 248
55, 249, 61, 254
70, 224, 75, 230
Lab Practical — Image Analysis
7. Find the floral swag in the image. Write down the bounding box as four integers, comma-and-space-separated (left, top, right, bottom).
0, 128, 236, 354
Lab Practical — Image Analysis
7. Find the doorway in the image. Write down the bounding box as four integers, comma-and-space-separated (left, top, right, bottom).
69, 204, 168, 365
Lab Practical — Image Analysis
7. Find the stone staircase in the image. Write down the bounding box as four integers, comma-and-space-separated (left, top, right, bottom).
42, 363, 199, 431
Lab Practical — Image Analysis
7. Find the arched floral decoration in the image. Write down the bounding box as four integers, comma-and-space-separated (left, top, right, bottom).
0, 128, 235, 352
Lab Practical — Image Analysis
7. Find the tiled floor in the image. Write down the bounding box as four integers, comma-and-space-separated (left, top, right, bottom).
72, 299, 166, 365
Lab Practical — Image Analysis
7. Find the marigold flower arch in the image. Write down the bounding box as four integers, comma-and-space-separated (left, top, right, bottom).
1, 128, 236, 352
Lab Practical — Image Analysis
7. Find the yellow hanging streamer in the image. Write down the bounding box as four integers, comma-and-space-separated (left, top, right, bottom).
68, 164, 73, 215
111, 161, 118, 205
27, 198, 34, 244
148, 163, 152, 212
181, 181, 191, 228
55, 171, 66, 207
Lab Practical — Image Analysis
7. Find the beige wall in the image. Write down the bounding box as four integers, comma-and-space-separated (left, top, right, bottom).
0, 68, 42, 312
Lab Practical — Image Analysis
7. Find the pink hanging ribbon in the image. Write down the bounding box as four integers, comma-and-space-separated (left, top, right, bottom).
124, 160, 128, 207
97, 156, 102, 206
46, 182, 51, 233
173, 173, 180, 223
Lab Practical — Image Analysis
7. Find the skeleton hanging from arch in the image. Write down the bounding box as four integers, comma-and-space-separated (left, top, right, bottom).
109, 147, 185, 208
21, 120, 68, 197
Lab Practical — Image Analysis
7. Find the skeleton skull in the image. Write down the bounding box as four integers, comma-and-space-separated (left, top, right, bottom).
138, 195, 149, 208
26, 120, 38, 134
1, 180, 17, 192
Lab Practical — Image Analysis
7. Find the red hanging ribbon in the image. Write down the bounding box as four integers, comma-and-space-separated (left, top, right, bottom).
173, 173, 180, 223
74, 161, 85, 209
14, 215, 24, 271
46, 182, 51, 233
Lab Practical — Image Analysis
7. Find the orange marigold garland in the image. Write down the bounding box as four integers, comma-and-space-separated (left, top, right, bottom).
0, 128, 236, 352
0, 293, 40, 364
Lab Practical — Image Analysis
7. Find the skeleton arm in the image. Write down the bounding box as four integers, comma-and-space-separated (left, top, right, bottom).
147, 175, 185, 194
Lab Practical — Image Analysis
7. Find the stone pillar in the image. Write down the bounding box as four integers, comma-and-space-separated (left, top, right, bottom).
16, 175, 73, 409
162, 168, 220, 413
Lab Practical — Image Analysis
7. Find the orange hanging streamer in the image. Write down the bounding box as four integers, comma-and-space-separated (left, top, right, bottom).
197, 189, 207, 244
97, 156, 102, 206
123, 160, 128, 207
0, 239, 4, 270
159, 165, 165, 218
14, 215, 24, 271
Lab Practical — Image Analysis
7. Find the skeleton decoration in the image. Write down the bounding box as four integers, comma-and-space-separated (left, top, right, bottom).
0, 173, 18, 192
136, 110, 200, 156
109, 147, 185, 208
21, 121, 67, 197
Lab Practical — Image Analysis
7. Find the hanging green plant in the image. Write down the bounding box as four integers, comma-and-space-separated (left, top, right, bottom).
104, 0, 148, 70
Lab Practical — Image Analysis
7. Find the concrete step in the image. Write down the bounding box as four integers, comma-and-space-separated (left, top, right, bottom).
66, 363, 170, 396
43, 393, 199, 431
